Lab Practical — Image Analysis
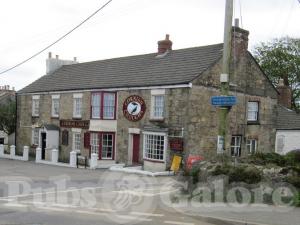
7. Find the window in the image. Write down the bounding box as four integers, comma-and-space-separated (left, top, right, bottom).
246, 139, 257, 154
51, 95, 60, 117
101, 133, 114, 159
32, 95, 40, 117
153, 96, 164, 118
73, 94, 82, 118
88, 132, 115, 159
73, 132, 81, 152
151, 89, 165, 120
143, 132, 167, 161
103, 93, 116, 119
32, 128, 39, 146
91, 93, 101, 119
247, 101, 259, 122
90, 133, 99, 154
231, 135, 242, 156
91, 92, 116, 119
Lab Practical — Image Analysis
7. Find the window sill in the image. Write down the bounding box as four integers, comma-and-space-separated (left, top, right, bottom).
32, 115, 39, 118
90, 118, 116, 121
247, 121, 260, 125
143, 158, 165, 163
149, 118, 165, 122
72, 117, 82, 120
51, 116, 59, 119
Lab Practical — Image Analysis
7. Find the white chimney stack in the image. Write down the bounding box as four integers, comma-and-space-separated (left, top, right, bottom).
46, 53, 78, 75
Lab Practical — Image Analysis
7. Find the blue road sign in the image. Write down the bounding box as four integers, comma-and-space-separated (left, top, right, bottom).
211, 96, 237, 106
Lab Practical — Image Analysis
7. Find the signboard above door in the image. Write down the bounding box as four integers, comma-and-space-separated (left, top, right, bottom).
60, 120, 89, 129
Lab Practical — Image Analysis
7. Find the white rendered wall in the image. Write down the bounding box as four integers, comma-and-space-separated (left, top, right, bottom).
275, 130, 300, 155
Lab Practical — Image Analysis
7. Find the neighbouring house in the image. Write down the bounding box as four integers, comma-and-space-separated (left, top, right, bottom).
0, 85, 16, 149
275, 80, 300, 155
16, 26, 280, 171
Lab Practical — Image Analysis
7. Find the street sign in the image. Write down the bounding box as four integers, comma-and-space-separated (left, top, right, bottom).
211, 96, 237, 106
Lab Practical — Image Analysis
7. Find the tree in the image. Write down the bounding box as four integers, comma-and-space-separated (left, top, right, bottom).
253, 37, 300, 109
0, 100, 16, 135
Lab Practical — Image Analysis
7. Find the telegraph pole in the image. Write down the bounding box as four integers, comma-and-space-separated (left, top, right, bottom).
217, 0, 233, 153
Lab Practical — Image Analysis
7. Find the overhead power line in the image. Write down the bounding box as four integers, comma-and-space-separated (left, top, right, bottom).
0, 0, 112, 75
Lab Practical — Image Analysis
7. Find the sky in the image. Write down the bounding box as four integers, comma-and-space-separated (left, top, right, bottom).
1, 0, 299, 91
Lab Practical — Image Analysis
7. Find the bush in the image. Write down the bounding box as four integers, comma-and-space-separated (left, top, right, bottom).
294, 192, 300, 207
265, 153, 286, 166
285, 176, 300, 189
189, 165, 200, 184
285, 150, 300, 166
229, 166, 262, 184
212, 164, 231, 176
212, 164, 262, 184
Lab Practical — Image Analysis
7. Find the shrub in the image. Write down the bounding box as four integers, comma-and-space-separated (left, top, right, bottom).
285, 176, 300, 189
212, 164, 231, 176
294, 192, 300, 207
228, 166, 262, 184
285, 150, 300, 167
264, 153, 286, 166
189, 165, 200, 184
249, 152, 287, 167
212, 164, 262, 184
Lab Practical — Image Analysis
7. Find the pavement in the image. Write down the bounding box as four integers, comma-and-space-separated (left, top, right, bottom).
0, 158, 299, 225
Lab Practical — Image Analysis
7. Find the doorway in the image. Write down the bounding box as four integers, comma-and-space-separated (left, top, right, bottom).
132, 134, 140, 164
41, 132, 46, 160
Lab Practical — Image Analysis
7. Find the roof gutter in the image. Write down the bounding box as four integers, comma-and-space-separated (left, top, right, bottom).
17, 83, 193, 96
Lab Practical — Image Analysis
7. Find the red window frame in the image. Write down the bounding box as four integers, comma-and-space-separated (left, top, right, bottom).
89, 132, 115, 160
90, 92, 117, 120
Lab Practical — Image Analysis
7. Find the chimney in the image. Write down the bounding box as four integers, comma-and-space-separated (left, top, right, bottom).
232, 18, 249, 57
46, 53, 78, 75
157, 34, 172, 54
277, 78, 292, 108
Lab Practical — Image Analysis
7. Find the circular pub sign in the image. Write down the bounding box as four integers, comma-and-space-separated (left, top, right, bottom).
123, 95, 146, 122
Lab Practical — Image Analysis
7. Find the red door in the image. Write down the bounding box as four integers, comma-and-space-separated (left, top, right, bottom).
132, 134, 140, 164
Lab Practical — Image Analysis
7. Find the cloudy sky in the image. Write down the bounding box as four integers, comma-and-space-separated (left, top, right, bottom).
1, 0, 299, 91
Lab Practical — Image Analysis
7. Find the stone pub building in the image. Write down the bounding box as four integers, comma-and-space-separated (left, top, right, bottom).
16, 26, 279, 171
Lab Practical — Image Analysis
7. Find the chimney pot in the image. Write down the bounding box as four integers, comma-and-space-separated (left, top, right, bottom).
74, 57, 77, 62
48, 52, 52, 59
234, 18, 239, 27
56, 55, 59, 59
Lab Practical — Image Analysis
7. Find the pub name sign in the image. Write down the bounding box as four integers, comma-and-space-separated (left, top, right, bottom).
60, 120, 90, 129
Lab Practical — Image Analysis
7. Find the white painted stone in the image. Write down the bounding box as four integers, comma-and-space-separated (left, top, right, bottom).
10, 145, 15, 157
23, 146, 29, 161
90, 153, 98, 169
52, 149, 58, 163
275, 130, 300, 155
70, 151, 77, 167
0, 144, 4, 156
36, 147, 42, 161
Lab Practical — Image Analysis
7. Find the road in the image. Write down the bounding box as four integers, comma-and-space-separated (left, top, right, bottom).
0, 159, 299, 225
0, 159, 218, 225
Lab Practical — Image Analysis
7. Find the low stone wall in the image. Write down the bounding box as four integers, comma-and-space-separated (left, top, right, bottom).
0, 144, 28, 161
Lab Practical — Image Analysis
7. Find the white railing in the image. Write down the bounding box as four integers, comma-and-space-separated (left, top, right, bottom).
0, 144, 29, 161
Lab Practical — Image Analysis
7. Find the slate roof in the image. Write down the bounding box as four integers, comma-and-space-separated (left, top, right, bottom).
44, 124, 60, 131
277, 105, 300, 130
18, 43, 223, 94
